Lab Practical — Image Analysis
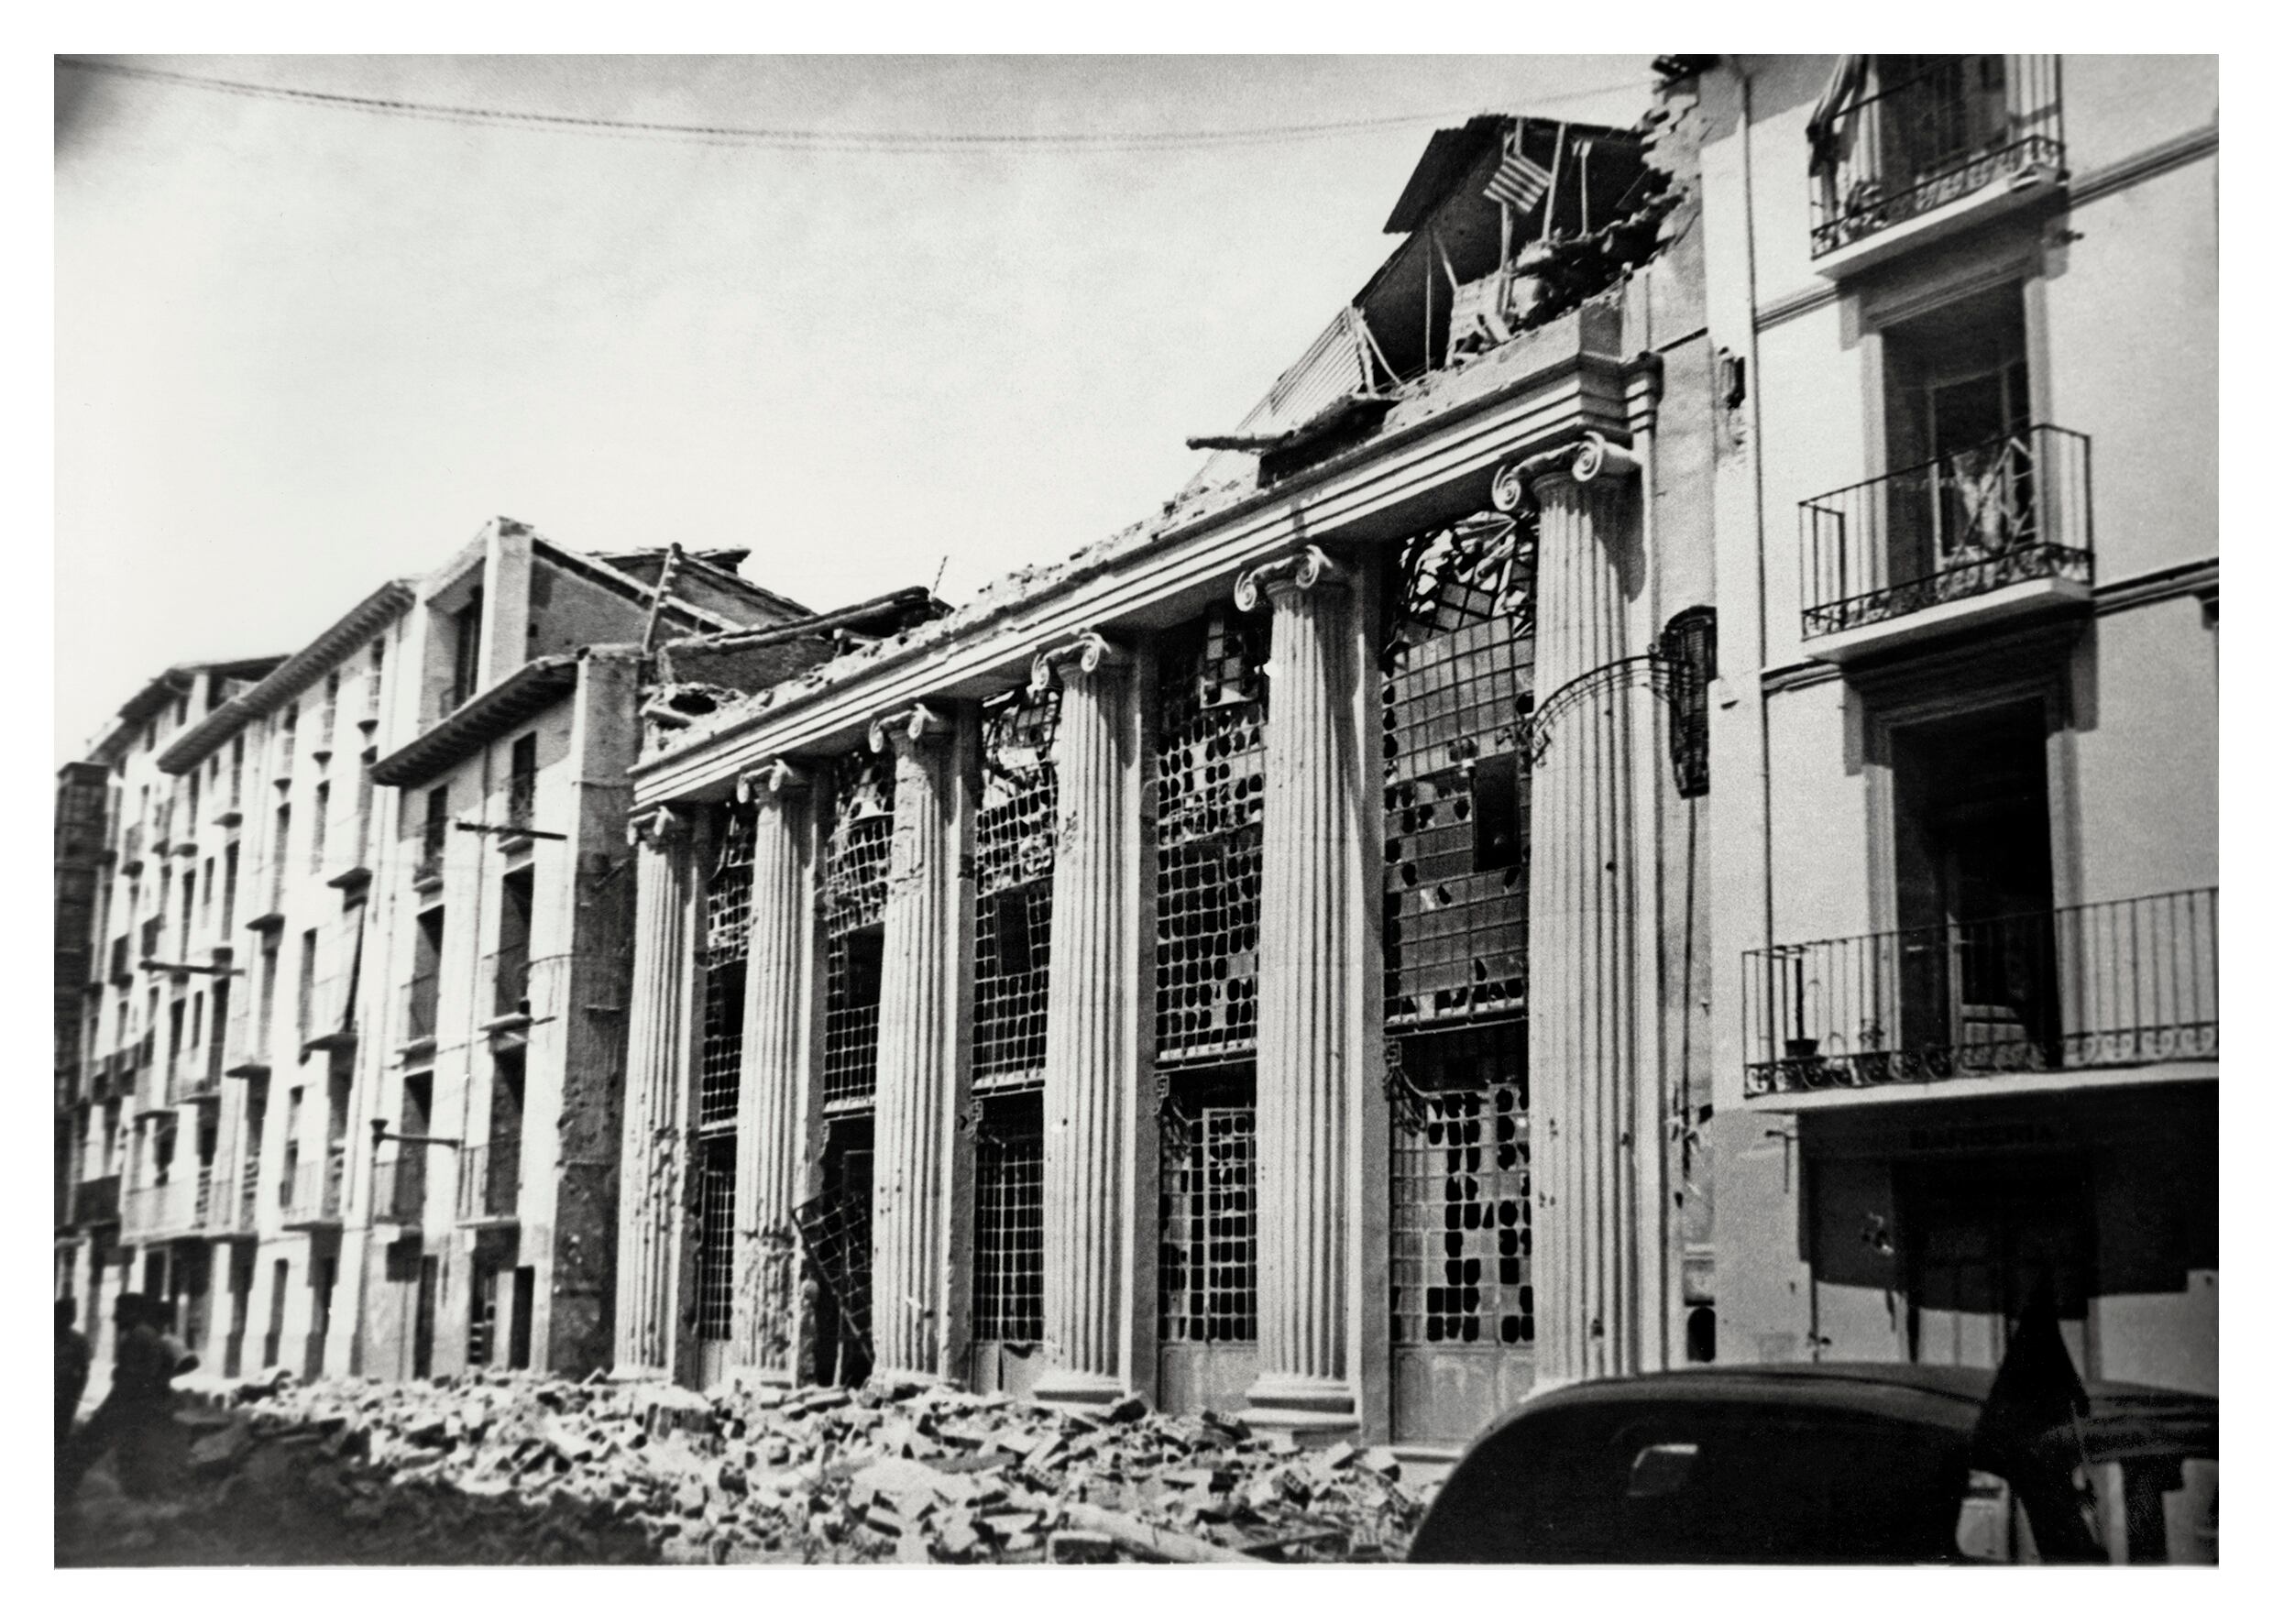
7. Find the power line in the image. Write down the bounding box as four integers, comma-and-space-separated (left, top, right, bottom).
57, 56, 1653, 153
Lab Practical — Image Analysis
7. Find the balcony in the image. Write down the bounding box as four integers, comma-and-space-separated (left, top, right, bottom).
1811, 55, 2064, 272
456, 1136, 522, 1227
230, 1157, 262, 1235
302, 969, 358, 1056
374, 1146, 430, 1228
109, 937, 132, 987
484, 942, 533, 1037
1742, 887, 2218, 1103
1799, 426, 2092, 663
402, 971, 441, 1050
123, 1176, 197, 1241
120, 826, 144, 874
280, 1141, 347, 1230
412, 817, 447, 891
139, 916, 166, 961
72, 1173, 121, 1228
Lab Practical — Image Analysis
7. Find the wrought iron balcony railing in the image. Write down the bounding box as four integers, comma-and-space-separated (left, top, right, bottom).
489, 942, 531, 1020
413, 817, 447, 886
1743, 887, 2217, 1098
505, 771, 536, 833
1800, 425, 2091, 643
404, 971, 441, 1044
280, 1141, 347, 1226
123, 1177, 196, 1238
1811, 55, 2064, 258
374, 1146, 429, 1225
457, 1136, 522, 1223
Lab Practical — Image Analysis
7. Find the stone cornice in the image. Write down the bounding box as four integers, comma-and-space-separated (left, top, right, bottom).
631, 335, 1636, 812
1233, 545, 1349, 611
1027, 632, 1130, 699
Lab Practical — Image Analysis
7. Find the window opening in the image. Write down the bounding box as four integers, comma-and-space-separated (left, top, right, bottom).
795, 1120, 874, 1386
1156, 609, 1269, 1064
972, 1092, 1044, 1343
974, 687, 1059, 1089
690, 1132, 737, 1343
1158, 1066, 1258, 1344
1389, 1024, 1534, 1348
821, 754, 894, 1109
699, 806, 754, 1127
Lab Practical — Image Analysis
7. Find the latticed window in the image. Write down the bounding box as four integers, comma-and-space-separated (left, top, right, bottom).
974, 688, 1059, 1089
1383, 511, 1536, 1029
690, 1132, 737, 1342
1158, 1070, 1257, 1344
698, 807, 754, 1129
972, 1092, 1044, 1343
1389, 1025, 1533, 1347
1156, 609, 1268, 1064
821, 753, 894, 1109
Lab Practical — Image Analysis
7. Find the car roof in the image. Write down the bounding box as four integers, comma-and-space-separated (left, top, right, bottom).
1498, 1362, 2214, 1442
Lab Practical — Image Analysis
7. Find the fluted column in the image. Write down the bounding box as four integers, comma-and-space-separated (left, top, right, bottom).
730, 761, 816, 1385
1236, 546, 1364, 1437
1514, 433, 1648, 1386
867, 704, 971, 1379
613, 805, 697, 1377
1029, 633, 1137, 1407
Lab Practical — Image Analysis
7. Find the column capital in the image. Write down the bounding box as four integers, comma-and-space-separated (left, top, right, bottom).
734, 759, 812, 807
627, 804, 690, 849
1233, 544, 1349, 612
866, 703, 951, 758
1027, 631, 1130, 699
1489, 430, 1642, 513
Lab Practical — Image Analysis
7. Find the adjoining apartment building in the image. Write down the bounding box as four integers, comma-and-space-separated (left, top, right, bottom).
609, 97, 1728, 1450
1684, 56, 2218, 1392
54, 519, 931, 1385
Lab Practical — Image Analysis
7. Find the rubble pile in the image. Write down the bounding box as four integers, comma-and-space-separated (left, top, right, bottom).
65, 1370, 1435, 1565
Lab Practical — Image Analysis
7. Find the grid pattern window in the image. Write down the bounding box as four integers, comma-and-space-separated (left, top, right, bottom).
1158, 1069, 1257, 1344
1156, 610, 1269, 1063
690, 1132, 738, 1342
821, 754, 895, 1109
972, 1092, 1044, 1343
974, 688, 1060, 1089
698, 807, 754, 1129
1389, 1026, 1533, 1347
1383, 511, 1536, 1030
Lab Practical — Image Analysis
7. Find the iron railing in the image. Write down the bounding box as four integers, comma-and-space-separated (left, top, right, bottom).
1800, 425, 2091, 642
505, 771, 537, 833
457, 1136, 522, 1223
374, 1147, 429, 1224
413, 816, 447, 885
1743, 887, 2217, 1097
123, 1178, 193, 1238
489, 942, 531, 1020
404, 971, 440, 1043
280, 1141, 347, 1225
1811, 55, 2064, 258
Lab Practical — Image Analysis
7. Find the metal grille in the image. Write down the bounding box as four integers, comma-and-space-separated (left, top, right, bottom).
1156, 610, 1268, 1063
1389, 1024, 1533, 1346
690, 1132, 737, 1342
794, 1127, 873, 1364
1383, 513, 1536, 1029
697, 807, 753, 1128
1158, 1069, 1257, 1344
972, 1092, 1044, 1342
822, 755, 895, 1108
974, 689, 1059, 1089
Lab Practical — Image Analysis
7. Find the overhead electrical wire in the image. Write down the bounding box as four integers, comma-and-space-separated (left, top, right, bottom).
56, 55, 1654, 153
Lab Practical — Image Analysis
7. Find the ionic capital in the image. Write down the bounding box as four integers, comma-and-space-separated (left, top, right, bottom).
1027, 631, 1131, 699
1232, 545, 1349, 612
734, 759, 812, 807
1489, 431, 1642, 513
866, 703, 950, 757
627, 804, 688, 849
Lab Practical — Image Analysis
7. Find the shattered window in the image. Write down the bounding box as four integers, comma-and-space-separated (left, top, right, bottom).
822, 753, 894, 1109
972, 1092, 1044, 1344
690, 1132, 737, 1343
699, 806, 753, 1129
1156, 609, 1269, 1064
1389, 1025, 1533, 1348
1158, 1068, 1257, 1344
1383, 510, 1536, 1030
974, 687, 1059, 1089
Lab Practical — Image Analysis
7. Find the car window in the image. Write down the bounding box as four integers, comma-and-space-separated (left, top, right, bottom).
1960, 1457, 2217, 1565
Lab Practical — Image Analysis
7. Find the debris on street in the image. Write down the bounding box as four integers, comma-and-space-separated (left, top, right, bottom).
58, 1370, 1436, 1565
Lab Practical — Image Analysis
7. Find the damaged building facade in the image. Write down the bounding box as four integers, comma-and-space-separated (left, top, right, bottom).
609, 100, 1728, 1448
53, 521, 929, 1385
1685, 56, 2218, 1390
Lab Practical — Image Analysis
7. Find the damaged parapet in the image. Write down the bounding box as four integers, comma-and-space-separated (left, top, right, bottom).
642, 586, 950, 749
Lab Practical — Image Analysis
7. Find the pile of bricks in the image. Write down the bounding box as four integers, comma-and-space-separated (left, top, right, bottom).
64, 1369, 1435, 1565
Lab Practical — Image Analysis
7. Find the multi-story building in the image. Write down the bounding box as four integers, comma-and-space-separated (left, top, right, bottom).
608, 98, 1729, 1450
55, 655, 286, 1367
55, 518, 924, 1387
1686, 56, 2217, 1390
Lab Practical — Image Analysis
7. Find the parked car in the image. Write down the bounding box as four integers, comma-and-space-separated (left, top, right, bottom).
1408, 1363, 2216, 1564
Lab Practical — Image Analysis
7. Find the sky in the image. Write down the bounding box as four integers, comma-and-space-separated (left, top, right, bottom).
54, 54, 1657, 760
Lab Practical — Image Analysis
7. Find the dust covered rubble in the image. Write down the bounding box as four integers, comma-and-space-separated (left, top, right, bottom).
188, 1368, 1434, 1564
